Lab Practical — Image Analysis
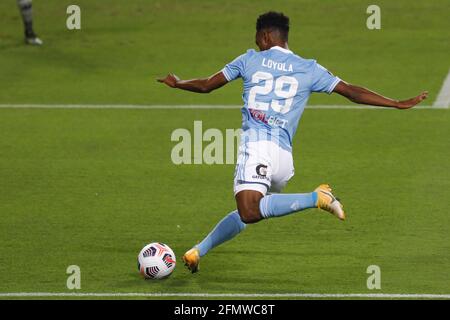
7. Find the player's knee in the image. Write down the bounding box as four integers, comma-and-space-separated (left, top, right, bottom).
235, 190, 264, 224
237, 200, 262, 224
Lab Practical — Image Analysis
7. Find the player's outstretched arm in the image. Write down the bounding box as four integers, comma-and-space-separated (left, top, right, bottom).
157, 71, 228, 93
333, 81, 428, 109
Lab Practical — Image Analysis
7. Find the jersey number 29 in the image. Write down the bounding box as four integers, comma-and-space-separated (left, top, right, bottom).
248, 71, 298, 114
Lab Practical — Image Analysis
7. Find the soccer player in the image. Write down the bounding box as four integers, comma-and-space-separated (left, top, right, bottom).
17, 0, 43, 45
157, 11, 428, 273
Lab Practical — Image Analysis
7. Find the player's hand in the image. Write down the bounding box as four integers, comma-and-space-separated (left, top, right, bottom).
396, 91, 428, 109
157, 73, 180, 88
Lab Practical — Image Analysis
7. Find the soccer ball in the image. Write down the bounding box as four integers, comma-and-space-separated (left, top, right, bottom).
137, 242, 176, 279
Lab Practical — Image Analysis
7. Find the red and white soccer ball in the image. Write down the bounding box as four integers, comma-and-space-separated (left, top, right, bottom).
138, 242, 176, 279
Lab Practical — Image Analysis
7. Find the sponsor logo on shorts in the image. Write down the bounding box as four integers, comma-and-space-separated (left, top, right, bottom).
252, 164, 269, 180
255, 164, 268, 176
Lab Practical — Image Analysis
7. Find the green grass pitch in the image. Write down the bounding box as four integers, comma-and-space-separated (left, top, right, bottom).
0, 0, 449, 298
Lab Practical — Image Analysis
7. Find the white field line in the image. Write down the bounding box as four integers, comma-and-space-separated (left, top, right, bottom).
0, 104, 443, 110
0, 292, 449, 299
434, 68, 450, 108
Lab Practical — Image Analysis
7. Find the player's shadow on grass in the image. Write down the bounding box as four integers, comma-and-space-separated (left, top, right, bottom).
198, 273, 296, 292
115, 272, 191, 289
194, 249, 300, 290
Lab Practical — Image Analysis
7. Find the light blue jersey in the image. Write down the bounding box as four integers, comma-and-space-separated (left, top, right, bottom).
222, 46, 340, 152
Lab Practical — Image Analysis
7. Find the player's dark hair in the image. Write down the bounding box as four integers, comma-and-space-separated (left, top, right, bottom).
256, 11, 290, 40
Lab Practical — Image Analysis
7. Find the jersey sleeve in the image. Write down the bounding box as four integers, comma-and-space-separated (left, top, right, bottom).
310, 62, 341, 94
221, 52, 248, 82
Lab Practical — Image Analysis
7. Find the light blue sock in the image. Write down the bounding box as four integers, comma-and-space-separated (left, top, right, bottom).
259, 192, 318, 219
196, 210, 246, 257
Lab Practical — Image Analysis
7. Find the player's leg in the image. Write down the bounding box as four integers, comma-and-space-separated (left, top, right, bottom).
17, 0, 42, 45
237, 143, 345, 222
183, 209, 246, 273
187, 184, 339, 266
235, 189, 319, 222
183, 141, 344, 273
182, 142, 253, 273
235, 190, 263, 223
236, 185, 345, 223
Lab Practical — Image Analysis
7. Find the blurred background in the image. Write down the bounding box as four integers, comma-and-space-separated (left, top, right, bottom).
0, 1, 449, 296
1, 0, 449, 105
